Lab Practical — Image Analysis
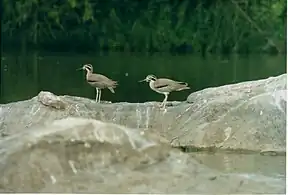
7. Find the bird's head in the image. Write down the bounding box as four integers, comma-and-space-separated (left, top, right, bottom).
77, 64, 93, 72
139, 74, 157, 82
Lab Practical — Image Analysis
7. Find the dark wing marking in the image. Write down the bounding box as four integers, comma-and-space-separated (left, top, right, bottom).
154, 83, 169, 89
177, 82, 189, 86
87, 79, 97, 82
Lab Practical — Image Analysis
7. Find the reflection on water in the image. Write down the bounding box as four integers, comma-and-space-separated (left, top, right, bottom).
0, 51, 286, 103
190, 152, 286, 179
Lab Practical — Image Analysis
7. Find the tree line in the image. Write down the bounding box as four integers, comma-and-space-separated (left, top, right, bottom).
2, 0, 286, 54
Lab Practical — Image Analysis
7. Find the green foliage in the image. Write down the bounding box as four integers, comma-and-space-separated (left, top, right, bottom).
2, 0, 286, 54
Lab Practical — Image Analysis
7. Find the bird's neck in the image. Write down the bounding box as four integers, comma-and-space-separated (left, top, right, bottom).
149, 80, 155, 89
85, 68, 93, 75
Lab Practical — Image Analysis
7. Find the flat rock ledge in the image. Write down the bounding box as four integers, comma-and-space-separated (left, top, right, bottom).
0, 73, 286, 154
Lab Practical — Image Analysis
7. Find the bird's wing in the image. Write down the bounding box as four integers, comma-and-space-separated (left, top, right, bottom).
153, 78, 175, 89
87, 74, 111, 83
154, 78, 188, 92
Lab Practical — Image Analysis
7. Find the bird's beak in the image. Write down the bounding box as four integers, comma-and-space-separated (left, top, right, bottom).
76, 67, 83, 71
138, 79, 146, 82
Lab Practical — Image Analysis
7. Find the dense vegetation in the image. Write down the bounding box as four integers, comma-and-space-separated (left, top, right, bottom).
2, 0, 286, 54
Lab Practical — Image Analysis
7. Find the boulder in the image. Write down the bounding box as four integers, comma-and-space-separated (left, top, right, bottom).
0, 117, 284, 193
0, 74, 286, 153
185, 73, 286, 152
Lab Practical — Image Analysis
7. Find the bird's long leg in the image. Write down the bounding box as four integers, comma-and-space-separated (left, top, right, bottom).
160, 93, 169, 108
95, 88, 99, 102
163, 93, 168, 108
98, 89, 102, 103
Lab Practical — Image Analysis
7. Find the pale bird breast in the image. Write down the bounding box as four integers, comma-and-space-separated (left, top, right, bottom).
149, 81, 157, 90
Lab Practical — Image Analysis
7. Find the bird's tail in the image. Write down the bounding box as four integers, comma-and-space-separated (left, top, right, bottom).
108, 81, 118, 93
176, 82, 190, 91
108, 87, 115, 93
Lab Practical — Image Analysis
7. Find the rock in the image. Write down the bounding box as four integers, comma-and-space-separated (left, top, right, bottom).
38, 91, 67, 110
0, 74, 286, 153
260, 149, 285, 156
185, 74, 286, 152
0, 117, 284, 193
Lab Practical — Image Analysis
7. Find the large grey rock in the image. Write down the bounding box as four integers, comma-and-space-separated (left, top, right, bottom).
0, 117, 284, 193
185, 73, 286, 152
0, 74, 286, 153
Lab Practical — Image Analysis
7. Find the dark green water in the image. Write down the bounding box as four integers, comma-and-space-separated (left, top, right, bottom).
0, 51, 286, 103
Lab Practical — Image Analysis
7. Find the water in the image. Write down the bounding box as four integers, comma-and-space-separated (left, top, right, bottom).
0, 51, 286, 103
191, 152, 286, 179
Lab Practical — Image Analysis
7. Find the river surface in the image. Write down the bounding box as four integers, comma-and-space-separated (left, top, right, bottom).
0, 51, 286, 103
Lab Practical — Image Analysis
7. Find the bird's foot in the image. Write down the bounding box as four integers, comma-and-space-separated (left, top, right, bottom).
162, 108, 168, 113
97, 100, 112, 104
159, 105, 167, 113
159, 103, 167, 110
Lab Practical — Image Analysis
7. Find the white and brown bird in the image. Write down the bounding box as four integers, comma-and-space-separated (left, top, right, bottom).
78, 64, 118, 102
139, 74, 190, 108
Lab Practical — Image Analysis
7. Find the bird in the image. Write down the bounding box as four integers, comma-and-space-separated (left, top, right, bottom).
77, 64, 118, 102
139, 74, 190, 108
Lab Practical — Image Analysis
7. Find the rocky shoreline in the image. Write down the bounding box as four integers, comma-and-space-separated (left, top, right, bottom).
0, 73, 286, 193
